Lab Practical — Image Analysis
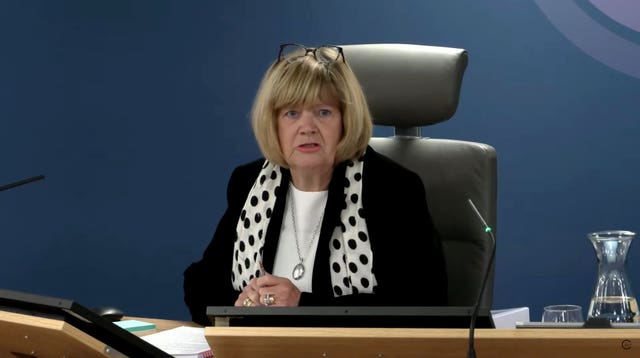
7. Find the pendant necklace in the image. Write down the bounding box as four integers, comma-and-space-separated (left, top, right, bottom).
289, 184, 325, 281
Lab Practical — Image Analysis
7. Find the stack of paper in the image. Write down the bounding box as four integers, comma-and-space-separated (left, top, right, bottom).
141, 326, 213, 358
114, 319, 156, 333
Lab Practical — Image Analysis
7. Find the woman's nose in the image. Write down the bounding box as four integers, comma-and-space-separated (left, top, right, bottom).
298, 111, 318, 134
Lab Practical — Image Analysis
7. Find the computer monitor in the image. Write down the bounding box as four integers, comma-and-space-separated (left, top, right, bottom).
206, 306, 494, 328
0, 288, 171, 358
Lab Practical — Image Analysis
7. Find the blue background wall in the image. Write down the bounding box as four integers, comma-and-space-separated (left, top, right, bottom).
2, 0, 639, 321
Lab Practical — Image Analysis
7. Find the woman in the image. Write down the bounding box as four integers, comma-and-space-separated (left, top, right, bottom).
183, 44, 447, 325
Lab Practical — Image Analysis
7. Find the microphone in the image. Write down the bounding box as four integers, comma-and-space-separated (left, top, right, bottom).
0, 175, 45, 192
466, 198, 496, 358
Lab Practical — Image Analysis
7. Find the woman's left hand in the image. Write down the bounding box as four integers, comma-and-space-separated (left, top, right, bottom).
255, 272, 301, 306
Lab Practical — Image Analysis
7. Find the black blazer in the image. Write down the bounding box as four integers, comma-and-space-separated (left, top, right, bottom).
184, 147, 447, 325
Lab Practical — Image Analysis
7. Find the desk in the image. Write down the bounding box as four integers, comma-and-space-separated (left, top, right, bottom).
0, 309, 106, 357
205, 326, 640, 358
6, 311, 638, 358
0, 310, 196, 357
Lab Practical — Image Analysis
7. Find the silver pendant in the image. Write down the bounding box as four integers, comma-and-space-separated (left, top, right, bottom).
292, 263, 305, 280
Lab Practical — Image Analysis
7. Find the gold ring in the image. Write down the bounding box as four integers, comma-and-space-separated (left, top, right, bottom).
242, 297, 254, 307
263, 293, 275, 306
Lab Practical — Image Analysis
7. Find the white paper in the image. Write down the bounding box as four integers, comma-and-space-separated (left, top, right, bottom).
141, 326, 211, 356
491, 307, 530, 329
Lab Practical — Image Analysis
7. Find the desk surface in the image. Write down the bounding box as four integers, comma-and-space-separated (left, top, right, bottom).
205, 326, 640, 358
5, 311, 640, 358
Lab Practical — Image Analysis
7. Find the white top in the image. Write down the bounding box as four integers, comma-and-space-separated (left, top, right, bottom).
272, 185, 328, 293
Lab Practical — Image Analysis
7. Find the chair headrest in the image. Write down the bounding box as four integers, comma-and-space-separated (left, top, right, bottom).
341, 44, 468, 128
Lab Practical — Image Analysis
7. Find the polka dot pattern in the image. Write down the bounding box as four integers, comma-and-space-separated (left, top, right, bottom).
328, 158, 376, 297
231, 161, 281, 291
232, 158, 376, 296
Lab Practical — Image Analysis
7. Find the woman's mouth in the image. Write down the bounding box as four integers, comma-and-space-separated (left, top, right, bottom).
297, 143, 320, 152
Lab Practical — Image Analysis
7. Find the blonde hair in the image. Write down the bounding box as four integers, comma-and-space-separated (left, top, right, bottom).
251, 48, 373, 168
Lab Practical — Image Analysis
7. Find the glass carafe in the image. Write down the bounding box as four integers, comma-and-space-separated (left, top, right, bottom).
587, 230, 638, 323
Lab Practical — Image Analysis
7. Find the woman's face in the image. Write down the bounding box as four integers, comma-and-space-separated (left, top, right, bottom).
277, 97, 343, 175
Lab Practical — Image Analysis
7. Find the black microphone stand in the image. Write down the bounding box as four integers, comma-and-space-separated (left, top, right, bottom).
467, 199, 497, 358
0, 175, 45, 192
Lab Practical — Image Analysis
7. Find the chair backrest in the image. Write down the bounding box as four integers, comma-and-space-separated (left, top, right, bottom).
342, 44, 497, 308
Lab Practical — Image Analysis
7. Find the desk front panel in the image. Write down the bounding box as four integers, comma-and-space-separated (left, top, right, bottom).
205, 327, 640, 358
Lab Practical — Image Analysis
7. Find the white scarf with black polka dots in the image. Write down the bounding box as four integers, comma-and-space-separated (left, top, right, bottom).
231, 158, 376, 297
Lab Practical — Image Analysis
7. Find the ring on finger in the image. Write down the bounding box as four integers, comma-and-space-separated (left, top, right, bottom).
242, 297, 254, 307
263, 293, 276, 306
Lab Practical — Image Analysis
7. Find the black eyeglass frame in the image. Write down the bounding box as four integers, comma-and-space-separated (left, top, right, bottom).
277, 43, 345, 64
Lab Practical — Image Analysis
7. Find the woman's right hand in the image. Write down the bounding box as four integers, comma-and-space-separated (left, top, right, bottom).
234, 277, 261, 307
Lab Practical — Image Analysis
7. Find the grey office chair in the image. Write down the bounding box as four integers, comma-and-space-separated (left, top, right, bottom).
342, 44, 497, 308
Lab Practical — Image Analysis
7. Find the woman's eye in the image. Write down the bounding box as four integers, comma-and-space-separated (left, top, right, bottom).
318, 109, 332, 117
283, 110, 299, 118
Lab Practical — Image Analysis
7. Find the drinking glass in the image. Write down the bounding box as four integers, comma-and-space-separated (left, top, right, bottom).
542, 305, 584, 323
